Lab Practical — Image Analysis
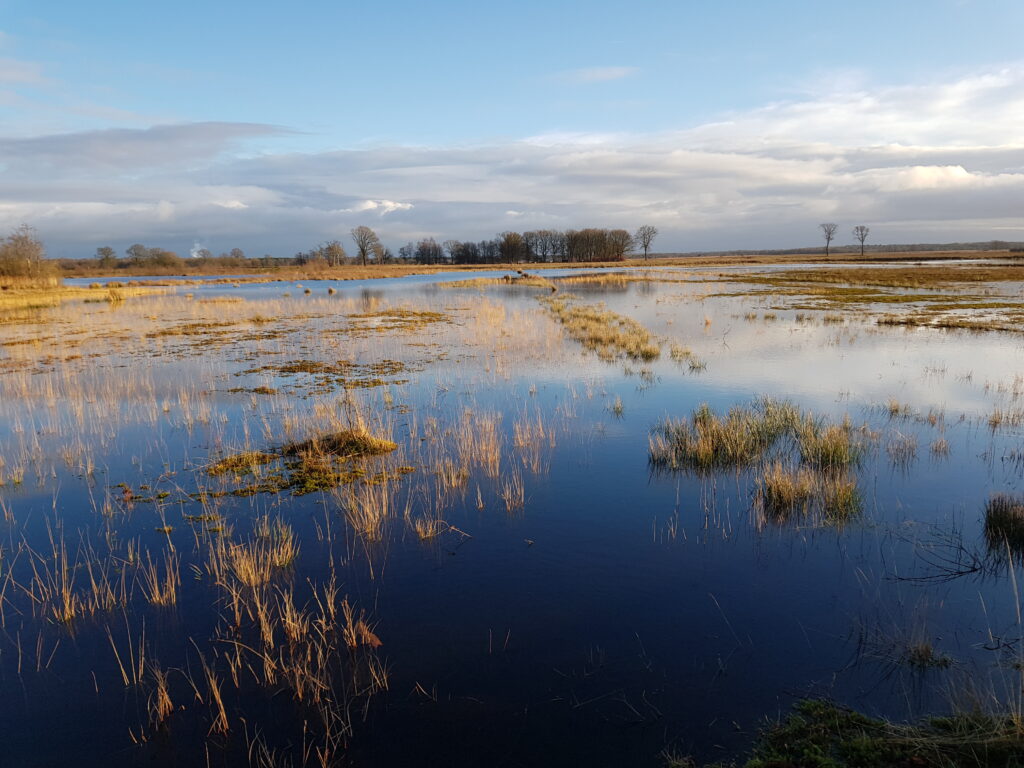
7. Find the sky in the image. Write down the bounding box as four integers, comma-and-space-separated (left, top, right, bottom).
1, 0, 1023, 257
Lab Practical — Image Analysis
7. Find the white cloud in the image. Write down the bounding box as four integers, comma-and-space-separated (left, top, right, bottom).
342, 199, 413, 215
1, 63, 1023, 255
0, 56, 49, 86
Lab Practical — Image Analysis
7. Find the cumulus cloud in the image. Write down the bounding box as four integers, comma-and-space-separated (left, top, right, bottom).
1, 64, 1023, 256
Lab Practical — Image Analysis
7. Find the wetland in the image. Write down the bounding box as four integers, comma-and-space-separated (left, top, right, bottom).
3, 258, 1024, 766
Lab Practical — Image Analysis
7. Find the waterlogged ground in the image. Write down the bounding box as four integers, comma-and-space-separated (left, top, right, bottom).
2, 264, 1024, 767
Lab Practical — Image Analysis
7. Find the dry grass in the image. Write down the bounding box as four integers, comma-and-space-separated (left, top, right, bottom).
541, 295, 660, 361
339, 480, 395, 541
796, 418, 862, 469
139, 549, 180, 606
499, 470, 525, 513
650, 399, 802, 470
984, 493, 1024, 556
758, 462, 818, 517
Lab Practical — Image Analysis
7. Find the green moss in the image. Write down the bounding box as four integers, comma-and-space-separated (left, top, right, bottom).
688, 700, 1024, 768
283, 429, 397, 458
206, 450, 278, 476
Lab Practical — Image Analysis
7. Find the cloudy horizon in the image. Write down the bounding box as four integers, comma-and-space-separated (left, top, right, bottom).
2, 2, 1022, 258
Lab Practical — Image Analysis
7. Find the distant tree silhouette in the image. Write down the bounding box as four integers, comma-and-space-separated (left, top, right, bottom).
635, 225, 658, 260
852, 225, 870, 257
819, 223, 838, 257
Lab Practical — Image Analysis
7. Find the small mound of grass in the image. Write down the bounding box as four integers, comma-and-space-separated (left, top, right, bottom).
207, 451, 278, 476
697, 699, 1024, 768
288, 455, 363, 495
283, 429, 397, 458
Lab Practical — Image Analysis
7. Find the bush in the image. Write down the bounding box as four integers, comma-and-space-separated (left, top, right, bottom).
0, 225, 55, 283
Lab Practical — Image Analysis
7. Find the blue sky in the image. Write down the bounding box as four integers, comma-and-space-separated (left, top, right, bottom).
1, 0, 1023, 256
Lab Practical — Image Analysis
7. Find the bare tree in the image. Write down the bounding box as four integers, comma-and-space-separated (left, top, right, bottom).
607, 229, 634, 260
95, 246, 117, 269
498, 231, 527, 264
415, 238, 444, 264
350, 226, 381, 267
0, 224, 50, 279
819, 223, 838, 257
852, 225, 870, 257
443, 240, 461, 262
635, 225, 658, 260
322, 240, 347, 267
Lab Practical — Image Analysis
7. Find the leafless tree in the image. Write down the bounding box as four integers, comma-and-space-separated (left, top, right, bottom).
852, 225, 870, 257
635, 225, 658, 260
350, 226, 381, 267
0, 224, 50, 279
322, 240, 347, 267
607, 229, 634, 259
498, 231, 527, 263
443, 240, 462, 262
819, 223, 838, 257
415, 238, 444, 264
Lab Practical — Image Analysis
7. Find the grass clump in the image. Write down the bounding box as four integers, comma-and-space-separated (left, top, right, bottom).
984, 493, 1024, 557
700, 698, 1024, 768
206, 451, 278, 477
283, 428, 397, 458
542, 295, 660, 361
650, 399, 802, 471
287, 455, 362, 495
797, 418, 863, 469
758, 462, 817, 517
818, 474, 861, 521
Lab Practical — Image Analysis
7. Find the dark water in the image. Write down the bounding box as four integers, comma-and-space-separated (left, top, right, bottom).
1, 269, 1023, 767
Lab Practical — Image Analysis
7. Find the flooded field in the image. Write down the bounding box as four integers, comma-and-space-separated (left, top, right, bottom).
3, 262, 1024, 766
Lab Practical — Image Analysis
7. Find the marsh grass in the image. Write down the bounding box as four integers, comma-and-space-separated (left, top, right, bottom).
541, 295, 660, 361
139, 549, 180, 606
206, 451, 278, 477
706, 698, 1024, 768
757, 462, 817, 517
339, 479, 402, 542
283, 429, 397, 458
796, 418, 863, 469
500, 470, 525, 513
652, 400, 866, 524
650, 399, 804, 471
756, 463, 861, 523
984, 494, 1024, 557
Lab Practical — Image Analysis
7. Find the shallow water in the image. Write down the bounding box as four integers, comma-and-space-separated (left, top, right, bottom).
1, 267, 1023, 767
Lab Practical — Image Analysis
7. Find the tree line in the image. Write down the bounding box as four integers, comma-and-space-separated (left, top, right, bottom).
81, 225, 661, 271
393, 226, 659, 265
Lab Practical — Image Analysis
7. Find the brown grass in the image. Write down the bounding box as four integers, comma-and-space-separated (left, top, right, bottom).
542, 295, 660, 361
